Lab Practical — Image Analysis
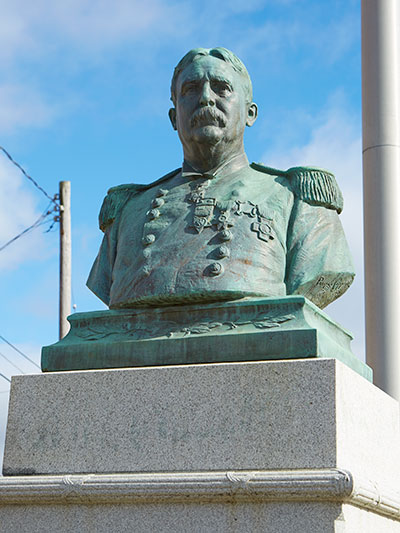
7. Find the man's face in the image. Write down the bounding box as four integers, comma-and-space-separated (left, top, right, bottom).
170, 55, 256, 149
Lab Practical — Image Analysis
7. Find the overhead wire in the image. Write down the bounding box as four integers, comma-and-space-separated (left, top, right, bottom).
0, 350, 26, 374
0, 148, 57, 375
0, 148, 57, 380
0, 146, 58, 208
0, 147, 60, 252
0, 335, 41, 370
0, 200, 57, 252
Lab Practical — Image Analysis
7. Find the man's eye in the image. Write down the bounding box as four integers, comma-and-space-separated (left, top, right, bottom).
212, 81, 232, 95
182, 83, 198, 95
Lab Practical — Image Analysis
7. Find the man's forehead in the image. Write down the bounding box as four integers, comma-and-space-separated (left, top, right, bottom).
178, 56, 237, 84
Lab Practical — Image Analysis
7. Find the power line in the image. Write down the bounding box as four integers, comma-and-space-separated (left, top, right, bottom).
0, 145, 60, 252
0, 201, 57, 253
0, 350, 26, 374
0, 335, 41, 370
0, 147, 61, 374
0, 146, 58, 208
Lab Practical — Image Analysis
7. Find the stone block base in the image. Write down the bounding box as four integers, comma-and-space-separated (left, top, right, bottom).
1, 359, 399, 531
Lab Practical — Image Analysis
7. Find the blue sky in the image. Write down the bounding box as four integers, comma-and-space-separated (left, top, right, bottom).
0, 0, 363, 459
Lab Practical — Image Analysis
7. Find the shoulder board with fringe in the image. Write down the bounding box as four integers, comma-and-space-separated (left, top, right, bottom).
250, 162, 343, 214
99, 168, 181, 231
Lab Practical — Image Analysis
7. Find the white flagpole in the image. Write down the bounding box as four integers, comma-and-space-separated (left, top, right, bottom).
362, 0, 400, 399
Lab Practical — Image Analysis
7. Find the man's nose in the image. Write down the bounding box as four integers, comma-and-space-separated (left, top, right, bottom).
199, 82, 215, 106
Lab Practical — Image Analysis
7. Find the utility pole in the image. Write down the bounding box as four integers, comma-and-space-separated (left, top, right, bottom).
59, 181, 71, 340
362, 0, 400, 399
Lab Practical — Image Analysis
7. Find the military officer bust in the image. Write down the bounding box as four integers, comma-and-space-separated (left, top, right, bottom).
87, 47, 355, 310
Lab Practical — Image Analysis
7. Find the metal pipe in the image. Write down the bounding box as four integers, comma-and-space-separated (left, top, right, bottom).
362, 0, 400, 399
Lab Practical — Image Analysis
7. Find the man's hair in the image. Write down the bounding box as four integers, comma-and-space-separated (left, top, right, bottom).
170, 47, 253, 105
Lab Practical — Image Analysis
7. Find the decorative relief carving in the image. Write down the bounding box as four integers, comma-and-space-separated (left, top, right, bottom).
190, 198, 216, 233
233, 201, 275, 243
251, 220, 274, 242
73, 310, 295, 342
179, 312, 295, 337
186, 180, 217, 233
216, 211, 234, 231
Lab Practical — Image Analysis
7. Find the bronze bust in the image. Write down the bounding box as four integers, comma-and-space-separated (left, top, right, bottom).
87, 47, 354, 310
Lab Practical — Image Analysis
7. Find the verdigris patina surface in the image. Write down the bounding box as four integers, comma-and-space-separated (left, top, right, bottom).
43, 48, 365, 375
42, 296, 371, 381
87, 47, 354, 310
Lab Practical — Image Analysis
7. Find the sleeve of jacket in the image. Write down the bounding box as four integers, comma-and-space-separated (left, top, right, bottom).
285, 197, 355, 309
86, 222, 118, 306
86, 185, 135, 306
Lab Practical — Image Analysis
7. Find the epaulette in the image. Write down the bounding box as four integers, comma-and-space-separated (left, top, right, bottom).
99, 184, 141, 232
98, 168, 181, 232
251, 162, 343, 214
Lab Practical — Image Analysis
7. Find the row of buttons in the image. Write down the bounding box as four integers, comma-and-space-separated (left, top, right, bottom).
142, 185, 233, 277
207, 226, 233, 276
142, 189, 169, 247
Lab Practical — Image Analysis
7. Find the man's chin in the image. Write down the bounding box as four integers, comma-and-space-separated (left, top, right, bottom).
192, 125, 224, 145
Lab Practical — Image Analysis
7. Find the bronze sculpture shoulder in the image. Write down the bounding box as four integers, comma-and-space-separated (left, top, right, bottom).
98, 168, 181, 232
250, 162, 344, 214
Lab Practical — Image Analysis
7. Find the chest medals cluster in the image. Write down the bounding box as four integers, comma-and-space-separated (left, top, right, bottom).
186, 178, 274, 243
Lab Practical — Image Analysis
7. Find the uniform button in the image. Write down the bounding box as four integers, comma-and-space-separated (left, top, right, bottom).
152, 198, 165, 208
216, 245, 230, 259
148, 208, 160, 220
157, 188, 168, 197
219, 229, 232, 242
142, 234, 156, 246
208, 262, 224, 276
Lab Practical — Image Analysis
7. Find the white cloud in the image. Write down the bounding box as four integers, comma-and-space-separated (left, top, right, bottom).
0, 155, 57, 271
0, 1, 360, 134
0, 6, 38, 65
220, 7, 358, 68
0, 0, 186, 62
0, 0, 187, 132
0, 84, 56, 135
262, 97, 365, 360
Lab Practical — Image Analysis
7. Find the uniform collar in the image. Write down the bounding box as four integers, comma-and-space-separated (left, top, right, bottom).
181, 152, 249, 180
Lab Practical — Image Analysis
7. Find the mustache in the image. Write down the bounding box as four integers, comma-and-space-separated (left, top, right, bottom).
190, 107, 227, 128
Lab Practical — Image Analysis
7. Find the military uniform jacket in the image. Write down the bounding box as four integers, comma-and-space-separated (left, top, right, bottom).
87, 156, 355, 309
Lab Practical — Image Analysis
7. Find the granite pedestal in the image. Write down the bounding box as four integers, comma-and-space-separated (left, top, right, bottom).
1, 358, 400, 532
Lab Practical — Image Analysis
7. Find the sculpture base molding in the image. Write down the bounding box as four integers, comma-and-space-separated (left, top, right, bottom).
2, 359, 399, 531
41, 296, 372, 381
0, 469, 399, 532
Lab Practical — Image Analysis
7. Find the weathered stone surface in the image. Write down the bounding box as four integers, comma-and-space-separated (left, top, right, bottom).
2, 358, 400, 531
0, 469, 400, 532
0, 501, 369, 533
3, 359, 396, 484
41, 296, 371, 380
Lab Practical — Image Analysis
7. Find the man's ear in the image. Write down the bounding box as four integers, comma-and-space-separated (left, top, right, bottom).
169, 108, 177, 130
246, 103, 258, 127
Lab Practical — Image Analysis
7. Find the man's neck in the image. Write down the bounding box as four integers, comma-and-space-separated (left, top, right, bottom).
182, 142, 246, 174
182, 152, 249, 180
